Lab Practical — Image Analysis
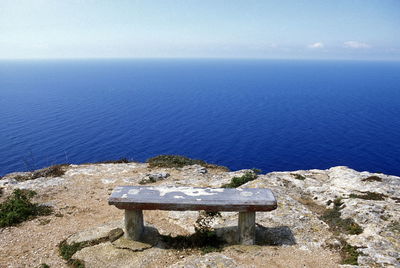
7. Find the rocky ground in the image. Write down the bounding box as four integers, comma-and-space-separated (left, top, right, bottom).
0, 162, 399, 268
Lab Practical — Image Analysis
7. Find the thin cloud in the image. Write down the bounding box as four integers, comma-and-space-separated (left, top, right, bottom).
343, 41, 371, 49
308, 42, 324, 49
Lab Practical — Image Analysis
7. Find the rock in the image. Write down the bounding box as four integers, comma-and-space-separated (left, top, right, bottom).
149, 172, 170, 180
112, 237, 152, 251
1, 171, 34, 182
168, 253, 237, 268
182, 164, 207, 174
72, 165, 399, 267
196, 166, 208, 174
140, 172, 170, 184
2, 162, 399, 267
108, 228, 124, 242
72, 242, 171, 268
0, 178, 18, 187
11, 176, 66, 190
66, 220, 123, 245
246, 166, 400, 267
101, 178, 117, 184
40, 201, 56, 208
0, 171, 66, 190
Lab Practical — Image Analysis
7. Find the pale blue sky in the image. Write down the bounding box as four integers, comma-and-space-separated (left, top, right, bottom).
1, 0, 399, 60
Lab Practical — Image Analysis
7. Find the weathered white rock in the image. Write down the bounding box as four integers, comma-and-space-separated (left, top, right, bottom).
249, 166, 400, 267
149, 172, 170, 181
112, 237, 152, 251
0, 176, 66, 190
66, 220, 123, 245
168, 253, 237, 268
1, 163, 399, 267
72, 242, 171, 268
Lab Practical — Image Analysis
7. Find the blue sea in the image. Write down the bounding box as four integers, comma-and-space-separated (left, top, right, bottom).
1, 59, 400, 176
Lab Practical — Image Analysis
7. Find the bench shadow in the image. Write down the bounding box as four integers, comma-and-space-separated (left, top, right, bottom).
214, 224, 296, 246
140, 225, 162, 246
140, 223, 296, 249
255, 224, 296, 246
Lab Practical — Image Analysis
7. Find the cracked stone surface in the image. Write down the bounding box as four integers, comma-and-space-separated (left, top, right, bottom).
0, 163, 399, 267
66, 220, 123, 245
112, 237, 152, 251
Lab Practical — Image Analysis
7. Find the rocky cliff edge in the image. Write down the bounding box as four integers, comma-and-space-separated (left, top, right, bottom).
0, 162, 399, 267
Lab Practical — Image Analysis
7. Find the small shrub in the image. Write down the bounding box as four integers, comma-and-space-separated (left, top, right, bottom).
14, 165, 67, 182
341, 242, 361, 265
59, 241, 86, 267
35, 165, 66, 178
388, 221, 400, 233
59, 230, 114, 267
69, 259, 85, 268
0, 189, 53, 227
361, 176, 383, 182
39, 264, 50, 268
95, 158, 131, 164
293, 174, 306, 180
251, 168, 262, 174
380, 215, 390, 221
161, 211, 224, 252
333, 198, 343, 207
222, 170, 260, 188
300, 197, 362, 265
195, 211, 221, 233
320, 198, 363, 235
59, 241, 85, 261
349, 192, 386, 201
147, 155, 228, 170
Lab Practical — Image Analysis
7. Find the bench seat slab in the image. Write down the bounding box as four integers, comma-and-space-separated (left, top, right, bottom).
109, 186, 277, 212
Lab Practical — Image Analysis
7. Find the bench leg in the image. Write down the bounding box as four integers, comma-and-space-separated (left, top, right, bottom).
238, 211, 255, 245
124, 209, 144, 240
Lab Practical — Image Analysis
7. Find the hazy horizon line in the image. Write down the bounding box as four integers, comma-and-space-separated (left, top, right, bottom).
1, 56, 400, 63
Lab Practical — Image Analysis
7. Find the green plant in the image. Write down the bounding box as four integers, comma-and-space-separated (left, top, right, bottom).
292, 174, 306, 180
161, 211, 224, 252
58, 229, 115, 267
14, 164, 67, 182
69, 259, 85, 268
349, 192, 386, 201
59, 241, 85, 260
388, 221, 400, 233
300, 197, 362, 265
147, 155, 228, 170
222, 170, 260, 188
59, 241, 86, 267
39, 264, 50, 268
341, 243, 361, 265
251, 168, 262, 174
0, 189, 53, 227
361, 176, 383, 182
320, 198, 363, 235
95, 158, 131, 164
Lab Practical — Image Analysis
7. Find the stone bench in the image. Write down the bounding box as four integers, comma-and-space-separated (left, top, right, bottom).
108, 186, 277, 245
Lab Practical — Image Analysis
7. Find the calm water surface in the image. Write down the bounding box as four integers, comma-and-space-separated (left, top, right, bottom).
1, 59, 400, 176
